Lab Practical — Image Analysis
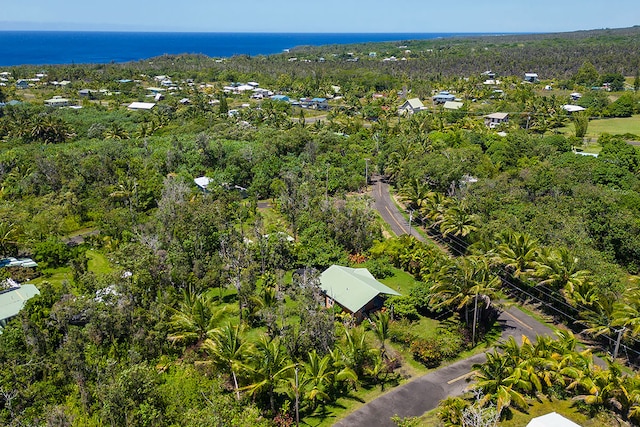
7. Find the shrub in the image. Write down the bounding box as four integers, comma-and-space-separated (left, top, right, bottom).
363, 257, 394, 279
410, 337, 443, 368
388, 319, 416, 345
385, 295, 419, 321
32, 238, 72, 268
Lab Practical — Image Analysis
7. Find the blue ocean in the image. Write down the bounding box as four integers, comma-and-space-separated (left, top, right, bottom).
0, 31, 491, 66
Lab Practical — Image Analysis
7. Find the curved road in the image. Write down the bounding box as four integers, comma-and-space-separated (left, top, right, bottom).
333, 307, 555, 427
333, 180, 558, 426
369, 175, 425, 242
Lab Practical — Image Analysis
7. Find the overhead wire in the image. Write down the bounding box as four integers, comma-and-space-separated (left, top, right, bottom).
407, 213, 640, 361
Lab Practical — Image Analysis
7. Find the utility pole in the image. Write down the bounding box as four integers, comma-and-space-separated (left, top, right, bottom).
295, 365, 300, 427
325, 164, 329, 203
613, 327, 625, 359
364, 158, 370, 191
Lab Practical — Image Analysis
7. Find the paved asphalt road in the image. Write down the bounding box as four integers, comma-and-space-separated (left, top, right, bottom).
333, 306, 556, 427
332, 182, 558, 427
369, 175, 425, 242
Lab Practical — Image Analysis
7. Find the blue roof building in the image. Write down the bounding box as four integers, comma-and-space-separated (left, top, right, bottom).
271, 95, 290, 102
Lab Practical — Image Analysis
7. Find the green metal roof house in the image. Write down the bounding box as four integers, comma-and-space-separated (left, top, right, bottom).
319, 265, 400, 321
0, 284, 40, 329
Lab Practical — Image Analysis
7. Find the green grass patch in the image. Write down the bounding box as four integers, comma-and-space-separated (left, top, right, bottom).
86, 250, 114, 275
560, 114, 640, 140
30, 267, 72, 287
379, 268, 421, 295
586, 115, 640, 138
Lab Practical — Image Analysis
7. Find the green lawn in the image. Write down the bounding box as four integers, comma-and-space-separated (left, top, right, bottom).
379, 268, 421, 295
560, 114, 640, 140
586, 115, 640, 138
86, 249, 114, 275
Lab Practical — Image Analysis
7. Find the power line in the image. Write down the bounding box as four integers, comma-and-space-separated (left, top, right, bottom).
407, 211, 640, 361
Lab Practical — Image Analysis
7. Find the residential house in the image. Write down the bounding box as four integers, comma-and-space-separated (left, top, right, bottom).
526, 412, 581, 427
570, 92, 582, 101
481, 70, 496, 79
398, 98, 425, 115
271, 95, 290, 103
319, 265, 400, 322
432, 91, 456, 104
484, 112, 509, 128
194, 176, 212, 191
127, 102, 156, 110
524, 73, 539, 83
443, 101, 464, 110
0, 283, 40, 329
44, 96, 71, 107
562, 105, 586, 113
15, 80, 29, 89
311, 97, 329, 110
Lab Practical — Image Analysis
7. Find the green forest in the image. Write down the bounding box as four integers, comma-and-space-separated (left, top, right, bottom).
1, 26, 640, 426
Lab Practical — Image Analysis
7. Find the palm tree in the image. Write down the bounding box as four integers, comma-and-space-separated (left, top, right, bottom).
439, 202, 479, 238
400, 177, 431, 210
299, 350, 357, 410
203, 323, 253, 399
496, 231, 540, 279
532, 247, 590, 296
612, 290, 640, 338
371, 310, 391, 358
420, 192, 451, 226
167, 289, 227, 347
338, 326, 376, 378
430, 256, 500, 343
104, 122, 129, 140
243, 336, 294, 413
473, 350, 528, 414
0, 221, 19, 257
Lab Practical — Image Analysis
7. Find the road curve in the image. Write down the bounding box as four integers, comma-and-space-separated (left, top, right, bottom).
369, 175, 425, 242
335, 180, 558, 426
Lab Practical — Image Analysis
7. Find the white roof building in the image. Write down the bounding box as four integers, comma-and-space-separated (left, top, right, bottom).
443, 101, 464, 110
526, 412, 581, 427
127, 102, 156, 110
562, 105, 586, 113
194, 176, 212, 191
398, 98, 425, 114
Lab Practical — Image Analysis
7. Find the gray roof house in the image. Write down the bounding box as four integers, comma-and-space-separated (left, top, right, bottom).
484, 112, 509, 129
0, 284, 40, 329
398, 98, 425, 115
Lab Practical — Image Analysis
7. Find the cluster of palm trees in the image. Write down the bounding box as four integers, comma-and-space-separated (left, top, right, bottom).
439, 331, 640, 424
166, 288, 393, 418
400, 184, 479, 244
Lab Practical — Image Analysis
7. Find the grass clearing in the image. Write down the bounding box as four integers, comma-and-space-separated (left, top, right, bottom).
379, 267, 421, 295
86, 249, 113, 275
560, 114, 640, 140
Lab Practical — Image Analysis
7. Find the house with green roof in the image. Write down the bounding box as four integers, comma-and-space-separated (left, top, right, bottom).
319, 265, 400, 321
0, 284, 40, 330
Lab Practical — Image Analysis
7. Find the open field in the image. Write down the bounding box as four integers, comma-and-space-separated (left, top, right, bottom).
560, 114, 640, 140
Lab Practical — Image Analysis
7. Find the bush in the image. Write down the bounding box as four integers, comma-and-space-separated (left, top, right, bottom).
363, 257, 394, 279
32, 238, 72, 268
385, 295, 419, 321
388, 319, 416, 345
410, 337, 443, 368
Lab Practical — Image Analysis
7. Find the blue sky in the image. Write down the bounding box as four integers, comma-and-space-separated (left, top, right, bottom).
1, 0, 639, 33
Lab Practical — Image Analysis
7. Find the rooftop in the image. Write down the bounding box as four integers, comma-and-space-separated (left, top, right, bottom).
319, 265, 400, 314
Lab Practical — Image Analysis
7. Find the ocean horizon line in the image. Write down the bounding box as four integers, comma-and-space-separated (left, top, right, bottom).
0, 31, 523, 66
